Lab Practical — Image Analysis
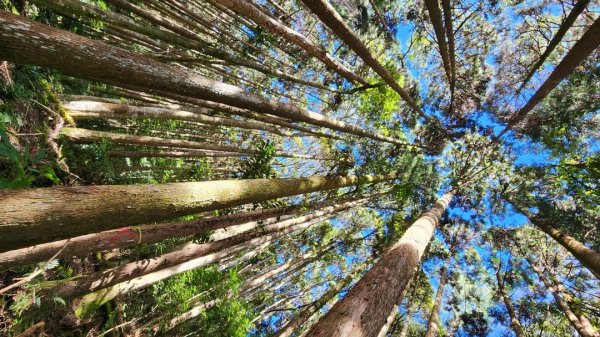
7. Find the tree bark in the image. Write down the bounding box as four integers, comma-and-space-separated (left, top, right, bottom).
107, 150, 248, 159
64, 100, 288, 136
494, 267, 526, 337
298, 0, 432, 123
27, 0, 334, 91
0, 172, 395, 251
0, 11, 407, 146
423, 0, 452, 83
61, 127, 261, 154
377, 267, 420, 337
423, 265, 448, 337
213, 0, 368, 85
507, 197, 600, 280
525, 257, 599, 337
0, 194, 376, 271
304, 192, 453, 337
271, 263, 368, 337
516, 0, 592, 95
494, 16, 600, 140
62, 127, 326, 160
60, 212, 341, 316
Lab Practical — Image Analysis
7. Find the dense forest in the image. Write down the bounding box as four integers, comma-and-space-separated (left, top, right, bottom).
0, 0, 598, 336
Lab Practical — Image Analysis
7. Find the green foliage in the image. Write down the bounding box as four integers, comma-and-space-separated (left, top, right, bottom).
240, 139, 277, 179
0, 119, 59, 189
150, 267, 253, 336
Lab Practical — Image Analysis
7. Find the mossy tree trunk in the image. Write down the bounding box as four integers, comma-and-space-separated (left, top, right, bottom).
0, 171, 395, 251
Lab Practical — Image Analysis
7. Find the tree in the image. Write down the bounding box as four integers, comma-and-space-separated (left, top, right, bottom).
304, 192, 453, 337
0, 173, 395, 250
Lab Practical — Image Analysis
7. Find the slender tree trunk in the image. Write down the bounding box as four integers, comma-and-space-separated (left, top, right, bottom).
0, 11, 407, 145
212, 0, 368, 85
0, 194, 378, 271
0, 168, 395, 251
63, 127, 325, 160
61, 127, 263, 154
28, 0, 333, 91
516, 0, 592, 94
525, 257, 599, 337
377, 268, 420, 337
494, 267, 526, 337
368, 0, 394, 40
423, 265, 448, 337
441, 0, 456, 91
298, 0, 433, 123
304, 192, 454, 337
423, 0, 452, 83
68, 213, 340, 317
398, 314, 411, 337
63, 101, 288, 136
107, 150, 247, 159
272, 263, 368, 337
506, 197, 600, 279
97, 89, 343, 141
65, 127, 317, 159
494, 17, 600, 140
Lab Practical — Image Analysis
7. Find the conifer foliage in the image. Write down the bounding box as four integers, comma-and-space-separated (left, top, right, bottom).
0, 0, 598, 336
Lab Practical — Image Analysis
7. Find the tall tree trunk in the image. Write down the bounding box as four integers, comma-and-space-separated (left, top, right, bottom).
423, 265, 448, 337
440, 0, 456, 91
0, 11, 407, 146
107, 150, 248, 159
27, 0, 333, 91
61, 127, 261, 154
0, 171, 395, 251
271, 263, 368, 337
515, 0, 592, 95
63, 100, 289, 136
212, 0, 368, 85
304, 192, 454, 337
494, 17, 600, 140
506, 197, 600, 279
377, 267, 420, 337
66, 212, 340, 317
525, 256, 599, 337
0, 193, 376, 271
423, 0, 452, 83
63, 127, 325, 160
298, 0, 434, 124
494, 266, 526, 337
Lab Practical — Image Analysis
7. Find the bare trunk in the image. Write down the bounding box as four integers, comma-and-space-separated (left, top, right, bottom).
272, 263, 368, 337
516, 0, 592, 94
67, 213, 340, 316
495, 17, 600, 140
61, 127, 261, 154
64, 100, 288, 136
0, 194, 376, 271
507, 197, 600, 279
0, 172, 395, 251
495, 268, 526, 337
423, 265, 448, 337
107, 150, 247, 159
0, 11, 407, 145
377, 268, 420, 337
526, 257, 599, 337
213, 0, 368, 85
423, 0, 452, 83
304, 192, 453, 337
298, 0, 432, 123
28, 0, 333, 91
